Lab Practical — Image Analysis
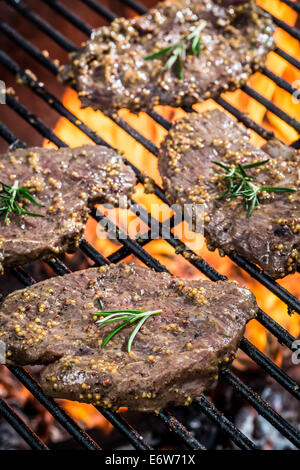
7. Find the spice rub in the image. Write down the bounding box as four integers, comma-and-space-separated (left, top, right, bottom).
0, 145, 136, 274
59, 0, 274, 113
0, 263, 257, 411
159, 109, 300, 278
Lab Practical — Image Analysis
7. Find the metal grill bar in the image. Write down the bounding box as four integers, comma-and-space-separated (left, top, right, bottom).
222, 370, 300, 448
157, 410, 207, 450
0, 397, 49, 450
281, 0, 300, 14
194, 396, 256, 450
8, 366, 103, 450
0, 0, 299, 451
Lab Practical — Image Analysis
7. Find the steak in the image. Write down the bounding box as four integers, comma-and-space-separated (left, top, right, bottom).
159, 109, 300, 278
0, 145, 136, 274
59, 0, 274, 114
0, 263, 257, 411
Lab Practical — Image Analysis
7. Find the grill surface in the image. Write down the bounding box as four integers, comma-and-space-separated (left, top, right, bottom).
0, 0, 299, 451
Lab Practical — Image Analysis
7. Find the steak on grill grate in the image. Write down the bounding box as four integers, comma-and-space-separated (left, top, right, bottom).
59, 0, 274, 114
0, 145, 136, 274
0, 263, 257, 411
159, 109, 300, 278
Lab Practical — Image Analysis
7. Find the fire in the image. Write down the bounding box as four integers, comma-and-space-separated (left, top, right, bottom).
43, 1, 300, 427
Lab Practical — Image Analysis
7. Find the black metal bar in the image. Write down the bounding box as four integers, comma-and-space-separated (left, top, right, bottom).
4, 0, 77, 52
261, 66, 298, 96
0, 21, 59, 75
0, 50, 109, 147
0, 123, 26, 150
195, 396, 256, 450
94, 210, 169, 273
263, 8, 300, 41
42, 0, 92, 36
281, 0, 300, 14
275, 47, 300, 70
221, 370, 300, 449
240, 338, 300, 401
157, 410, 206, 450
5, 94, 67, 148
0, 398, 49, 450
242, 84, 300, 134
119, 0, 147, 15
97, 408, 153, 451
8, 366, 102, 450
230, 252, 300, 315
81, 0, 116, 22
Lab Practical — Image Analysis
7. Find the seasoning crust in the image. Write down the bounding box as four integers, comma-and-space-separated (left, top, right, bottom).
159, 109, 300, 278
0, 145, 136, 273
59, 0, 274, 113
0, 263, 257, 411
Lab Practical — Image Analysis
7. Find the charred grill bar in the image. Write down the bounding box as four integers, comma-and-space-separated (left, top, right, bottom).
0, 0, 299, 451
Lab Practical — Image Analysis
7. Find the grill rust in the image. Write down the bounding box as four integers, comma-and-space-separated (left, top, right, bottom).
0, 0, 299, 451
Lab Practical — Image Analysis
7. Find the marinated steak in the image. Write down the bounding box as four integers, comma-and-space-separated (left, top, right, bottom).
0, 145, 136, 274
0, 263, 257, 411
59, 0, 274, 114
159, 109, 300, 278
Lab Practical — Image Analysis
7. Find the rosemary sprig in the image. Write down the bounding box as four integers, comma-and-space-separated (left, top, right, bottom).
0, 180, 44, 225
213, 160, 296, 217
92, 308, 162, 352
144, 20, 207, 79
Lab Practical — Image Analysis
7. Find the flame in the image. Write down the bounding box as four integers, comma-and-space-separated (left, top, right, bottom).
43, 0, 300, 427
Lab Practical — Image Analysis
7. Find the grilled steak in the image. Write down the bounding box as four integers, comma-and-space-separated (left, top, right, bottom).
59, 0, 274, 114
0, 145, 136, 274
0, 263, 257, 411
159, 109, 300, 278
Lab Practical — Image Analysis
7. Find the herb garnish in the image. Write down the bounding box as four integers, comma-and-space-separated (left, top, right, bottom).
213, 160, 296, 217
92, 308, 162, 352
144, 20, 207, 79
0, 181, 44, 225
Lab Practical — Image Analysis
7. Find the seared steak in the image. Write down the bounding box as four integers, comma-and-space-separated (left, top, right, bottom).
0, 145, 135, 273
59, 0, 274, 114
0, 263, 257, 411
159, 109, 300, 278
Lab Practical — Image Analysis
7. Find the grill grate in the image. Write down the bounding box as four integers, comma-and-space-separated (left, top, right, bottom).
0, 0, 299, 451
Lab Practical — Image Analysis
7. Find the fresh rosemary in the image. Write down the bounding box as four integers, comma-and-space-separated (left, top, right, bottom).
0, 180, 44, 225
213, 160, 296, 217
92, 307, 162, 352
144, 20, 207, 79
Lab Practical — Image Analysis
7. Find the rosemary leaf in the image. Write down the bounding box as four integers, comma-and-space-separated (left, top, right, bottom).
213, 160, 296, 217
0, 180, 44, 225
144, 20, 206, 79
92, 308, 162, 352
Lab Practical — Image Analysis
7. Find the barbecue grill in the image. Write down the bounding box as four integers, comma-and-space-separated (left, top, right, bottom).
0, 0, 299, 451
